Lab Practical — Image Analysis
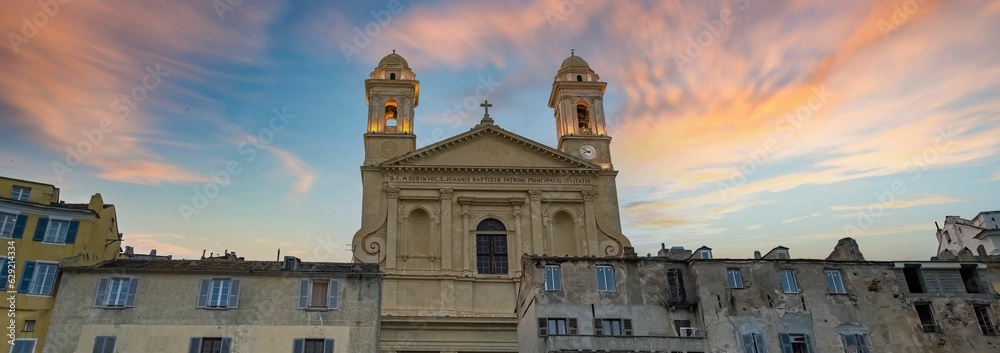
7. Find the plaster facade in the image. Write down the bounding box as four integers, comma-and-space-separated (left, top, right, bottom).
936, 210, 1000, 258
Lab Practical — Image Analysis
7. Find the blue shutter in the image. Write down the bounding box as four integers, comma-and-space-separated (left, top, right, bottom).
228, 278, 241, 308
94, 277, 110, 307
779, 333, 792, 353
328, 279, 340, 309
125, 277, 139, 307
857, 334, 870, 353
742, 333, 756, 353
65, 220, 80, 244
298, 279, 309, 309
188, 338, 201, 353
11, 215, 27, 238
754, 333, 766, 353
293, 338, 305, 353
32, 218, 48, 241
804, 334, 814, 353
324, 338, 335, 353
196, 278, 210, 308
93, 336, 116, 353
18, 261, 35, 293
220, 337, 232, 353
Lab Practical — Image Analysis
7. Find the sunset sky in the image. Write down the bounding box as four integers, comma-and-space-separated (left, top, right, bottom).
2, 0, 999, 262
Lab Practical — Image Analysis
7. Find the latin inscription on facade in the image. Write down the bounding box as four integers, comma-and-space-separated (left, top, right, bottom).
387, 175, 592, 184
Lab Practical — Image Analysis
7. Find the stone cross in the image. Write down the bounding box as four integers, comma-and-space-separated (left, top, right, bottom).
480, 100, 493, 117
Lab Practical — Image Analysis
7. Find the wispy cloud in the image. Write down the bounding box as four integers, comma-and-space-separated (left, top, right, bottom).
744, 224, 763, 230
267, 147, 318, 200
782, 213, 823, 224
830, 194, 967, 212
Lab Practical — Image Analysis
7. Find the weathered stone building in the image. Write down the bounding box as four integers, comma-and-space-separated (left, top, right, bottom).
935, 210, 1000, 258
517, 239, 1000, 353
42, 257, 381, 353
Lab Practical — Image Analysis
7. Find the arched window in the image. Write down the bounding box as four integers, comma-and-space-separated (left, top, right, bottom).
576, 103, 591, 134
576, 74, 583, 82
384, 101, 398, 132
476, 218, 508, 274
390, 73, 396, 80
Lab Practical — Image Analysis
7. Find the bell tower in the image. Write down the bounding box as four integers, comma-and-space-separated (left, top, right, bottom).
364, 51, 419, 165
548, 51, 613, 169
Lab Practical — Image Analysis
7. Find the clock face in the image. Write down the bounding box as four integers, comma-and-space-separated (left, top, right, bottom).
579, 144, 597, 160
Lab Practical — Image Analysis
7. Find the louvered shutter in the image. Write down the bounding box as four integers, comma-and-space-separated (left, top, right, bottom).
742, 333, 756, 353
328, 279, 340, 309
94, 277, 109, 307
538, 318, 547, 336
298, 279, 310, 309
32, 218, 48, 241
857, 334, 870, 353
804, 334, 814, 353
125, 278, 139, 307
18, 261, 35, 293
196, 278, 210, 308
99, 336, 116, 353
754, 333, 766, 353
229, 278, 241, 308
293, 338, 304, 353
11, 215, 27, 238
220, 337, 231, 353
568, 318, 578, 335
65, 220, 80, 244
780, 334, 792, 353
188, 338, 201, 353
324, 338, 335, 353
594, 319, 604, 335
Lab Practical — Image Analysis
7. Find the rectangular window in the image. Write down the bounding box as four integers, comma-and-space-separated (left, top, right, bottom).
0, 213, 16, 237
197, 278, 240, 309
95, 277, 139, 308
594, 319, 632, 336
960, 265, 981, 293
22, 321, 34, 332
10, 186, 30, 201
544, 265, 561, 291
476, 234, 508, 274
903, 265, 925, 293
10, 339, 36, 353
292, 338, 334, 353
190, 337, 232, 353
779, 269, 799, 293
915, 303, 938, 332
779, 333, 812, 353
537, 318, 577, 336
92, 336, 116, 353
675, 320, 694, 336
596, 265, 615, 292
107, 278, 130, 306
27, 262, 57, 296
727, 268, 744, 289
298, 278, 340, 310
741, 332, 765, 353
43, 219, 70, 243
975, 305, 999, 336
840, 333, 870, 353
825, 270, 846, 294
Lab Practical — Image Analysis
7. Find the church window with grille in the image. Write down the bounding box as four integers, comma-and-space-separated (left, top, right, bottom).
476, 218, 508, 274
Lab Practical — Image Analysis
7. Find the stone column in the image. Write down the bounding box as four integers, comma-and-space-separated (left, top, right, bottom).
462, 203, 472, 273
582, 190, 598, 256
386, 187, 399, 268
529, 189, 543, 255
440, 188, 453, 270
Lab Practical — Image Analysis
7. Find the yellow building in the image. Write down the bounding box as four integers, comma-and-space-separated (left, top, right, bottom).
0, 176, 121, 353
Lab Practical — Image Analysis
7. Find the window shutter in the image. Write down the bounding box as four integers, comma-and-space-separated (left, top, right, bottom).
754, 333, 766, 353
594, 319, 603, 335
804, 334, 814, 353
742, 333, 756, 353
568, 318, 578, 335
857, 334, 870, 353
100, 336, 116, 353
11, 215, 27, 238
94, 277, 110, 307
298, 279, 310, 309
220, 337, 232, 353
125, 277, 139, 307
188, 338, 201, 353
779, 334, 792, 353
324, 338, 335, 353
328, 279, 340, 309
229, 278, 241, 308
293, 339, 304, 353
32, 218, 48, 242
65, 220, 80, 244
196, 278, 210, 308
538, 318, 548, 336
18, 261, 35, 293
623, 319, 633, 336
92, 336, 105, 353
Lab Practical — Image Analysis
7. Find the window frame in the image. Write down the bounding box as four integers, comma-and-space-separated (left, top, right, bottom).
779, 333, 813, 353
974, 305, 998, 336
22, 320, 34, 333
0, 212, 16, 238
825, 269, 846, 294
779, 269, 800, 294
914, 302, 938, 333
298, 278, 340, 311
596, 265, 616, 292
839, 333, 870, 353
475, 219, 509, 275
92, 336, 116, 353
196, 277, 241, 310
727, 268, 744, 289
698, 249, 713, 259
292, 338, 334, 353
96, 276, 139, 308
26, 261, 58, 296
742, 332, 765, 353
10, 338, 37, 353
43, 218, 71, 243
544, 265, 561, 291
594, 318, 632, 336
10, 186, 30, 201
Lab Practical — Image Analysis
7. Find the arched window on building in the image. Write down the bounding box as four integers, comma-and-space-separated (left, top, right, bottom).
576, 74, 583, 82
384, 100, 398, 132
390, 73, 396, 80
576, 102, 591, 134
476, 218, 508, 274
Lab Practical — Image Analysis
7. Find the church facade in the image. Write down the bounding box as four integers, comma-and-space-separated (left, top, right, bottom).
351, 52, 633, 352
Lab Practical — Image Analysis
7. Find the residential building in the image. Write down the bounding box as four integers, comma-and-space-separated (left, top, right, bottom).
43, 256, 381, 353
0, 176, 121, 353
350, 52, 633, 352
936, 210, 1000, 258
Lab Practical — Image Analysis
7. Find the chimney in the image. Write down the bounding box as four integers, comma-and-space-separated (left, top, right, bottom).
283, 256, 301, 270
125, 246, 134, 255
150, 249, 156, 256
754, 251, 762, 259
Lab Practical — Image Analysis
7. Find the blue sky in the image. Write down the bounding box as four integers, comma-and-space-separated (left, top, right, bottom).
2, 0, 998, 261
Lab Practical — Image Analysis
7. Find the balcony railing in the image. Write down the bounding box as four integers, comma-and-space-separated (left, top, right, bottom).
544, 334, 706, 353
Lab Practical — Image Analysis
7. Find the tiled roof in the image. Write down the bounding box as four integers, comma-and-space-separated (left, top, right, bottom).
66, 259, 379, 274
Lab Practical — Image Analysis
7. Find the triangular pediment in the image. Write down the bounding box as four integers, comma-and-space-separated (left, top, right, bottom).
382, 124, 599, 171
